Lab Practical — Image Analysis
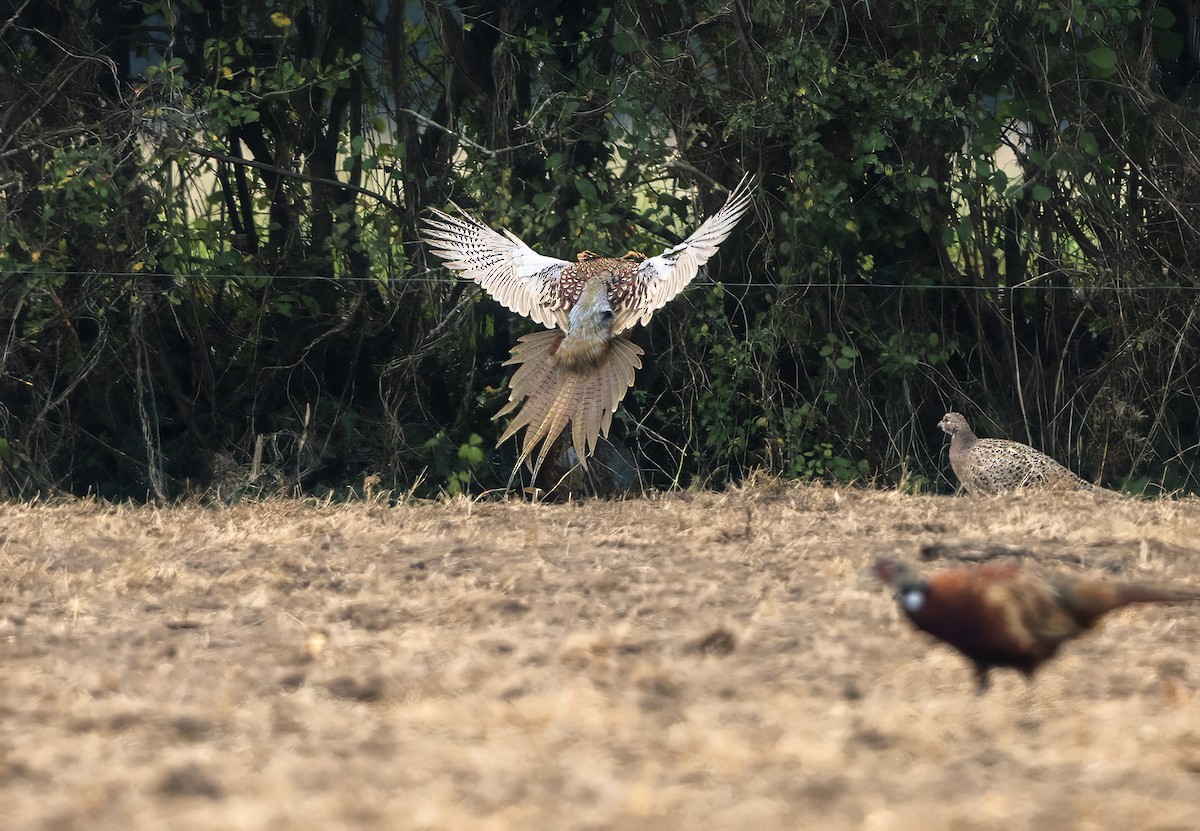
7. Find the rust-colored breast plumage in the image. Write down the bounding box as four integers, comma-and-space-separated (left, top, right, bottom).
557, 257, 639, 308
912, 564, 1045, 665
600, 252, 648, 312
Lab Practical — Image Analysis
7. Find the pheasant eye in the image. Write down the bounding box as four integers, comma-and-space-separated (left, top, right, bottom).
601, 308, 614, 320
901, 589, 926, 613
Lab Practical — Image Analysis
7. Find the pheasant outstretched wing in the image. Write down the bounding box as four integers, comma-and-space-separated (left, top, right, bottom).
422, 208, 572, 330
611, 174, 755, 334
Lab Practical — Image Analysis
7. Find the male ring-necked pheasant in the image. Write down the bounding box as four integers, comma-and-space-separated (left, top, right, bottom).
873, 556, 1200, 692
422, 176, 755, 478
938, 411, 1117, 496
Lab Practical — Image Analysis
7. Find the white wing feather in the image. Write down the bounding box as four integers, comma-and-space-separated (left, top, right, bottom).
422, 207, 571, 331
614, 173, 755, 334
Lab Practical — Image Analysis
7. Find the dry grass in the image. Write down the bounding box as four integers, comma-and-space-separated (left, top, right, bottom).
2, 485, 1200, 830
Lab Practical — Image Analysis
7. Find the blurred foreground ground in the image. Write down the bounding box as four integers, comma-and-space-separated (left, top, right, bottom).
2, 485, 1199, 830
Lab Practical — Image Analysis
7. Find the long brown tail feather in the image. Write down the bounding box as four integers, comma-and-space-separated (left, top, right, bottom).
1054, 577, 1200, 626
1113, 583, 1200, 605
495, 330, 643, 481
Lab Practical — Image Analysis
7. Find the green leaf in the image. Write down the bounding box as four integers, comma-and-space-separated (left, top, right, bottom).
611, 31, 636, 55
1085, 46, 1117, 78
1026, 149, 1052, 171
576, 178, 597, 202
1086, 46, 1117, 69
1031, 184, 1052, 202
458, 441, 483, 466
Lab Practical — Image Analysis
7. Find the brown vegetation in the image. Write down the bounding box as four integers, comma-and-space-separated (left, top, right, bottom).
2, 486, 1200, 829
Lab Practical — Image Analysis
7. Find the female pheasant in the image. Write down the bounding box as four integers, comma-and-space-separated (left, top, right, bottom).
421, 175, 755, 478
938, 411, 1118, 496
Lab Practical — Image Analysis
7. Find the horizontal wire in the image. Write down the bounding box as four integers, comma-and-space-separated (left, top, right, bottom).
2, 269, 1199, 292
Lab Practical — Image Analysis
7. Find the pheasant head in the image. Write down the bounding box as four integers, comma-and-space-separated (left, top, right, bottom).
938, 412, 973, 439
873, 558, 932, 613
554, 277, 616, 371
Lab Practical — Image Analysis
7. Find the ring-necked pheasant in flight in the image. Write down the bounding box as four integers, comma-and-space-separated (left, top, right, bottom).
938, 411, 1117, 496
421, 175, 755, 478
873, 556, 1200, 692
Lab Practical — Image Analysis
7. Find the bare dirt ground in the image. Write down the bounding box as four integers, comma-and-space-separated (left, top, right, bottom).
2, 484, 1200, 830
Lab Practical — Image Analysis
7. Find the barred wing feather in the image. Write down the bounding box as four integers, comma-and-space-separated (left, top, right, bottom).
613, 174, 755, 334
422, 208, 571, 331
